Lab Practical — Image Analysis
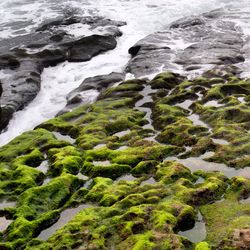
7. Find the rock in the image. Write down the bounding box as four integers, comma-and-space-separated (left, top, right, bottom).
67, 35, 117, 62
126, 8, 246, 77
0, 14, 123, 132
65, 72, 125, 109
36, 15, 126, 32
232, 229, 250, 248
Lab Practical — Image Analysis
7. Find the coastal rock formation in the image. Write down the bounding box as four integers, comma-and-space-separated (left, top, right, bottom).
0, 15, 124, 132
126, 9, 246, 77
65, 72, 125, 110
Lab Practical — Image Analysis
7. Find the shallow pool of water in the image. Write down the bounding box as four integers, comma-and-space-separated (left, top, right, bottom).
38, 204, 91, 241
178, 211, 206, 243
52, 132, 76, 144
0, 216, 13, 232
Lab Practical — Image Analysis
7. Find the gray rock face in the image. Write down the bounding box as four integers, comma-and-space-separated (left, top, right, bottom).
0, 15, 124, 132
126, 8, 247, 78
65, 72, 125, 110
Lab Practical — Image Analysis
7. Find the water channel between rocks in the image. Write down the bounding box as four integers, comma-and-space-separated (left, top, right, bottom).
166, 153, 250, 179
178, 211, 206, 243
38, 204, 91, 241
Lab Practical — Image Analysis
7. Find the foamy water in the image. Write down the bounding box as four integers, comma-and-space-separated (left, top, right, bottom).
0, 0, 250, 146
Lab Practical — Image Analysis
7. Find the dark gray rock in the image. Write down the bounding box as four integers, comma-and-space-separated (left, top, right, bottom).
126, 8, 246, 78
67, 35, 117, 62
0, 15, 123, 132
66, 72, 125, 108
36, 15, 126, 32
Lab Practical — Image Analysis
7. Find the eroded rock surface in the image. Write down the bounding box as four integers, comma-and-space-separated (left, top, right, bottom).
126, 8, 247, 77
0, 15, 124, 132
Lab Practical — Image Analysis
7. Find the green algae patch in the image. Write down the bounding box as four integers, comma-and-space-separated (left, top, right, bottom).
156, 161, 195, 184
0, 129, 63, 162
48, 146, 82, 176
1, 174, 80, 248
200, 198, 250, 248
195, 242, 211, 250
150, 71, 185, 89
0, 72, 249, 249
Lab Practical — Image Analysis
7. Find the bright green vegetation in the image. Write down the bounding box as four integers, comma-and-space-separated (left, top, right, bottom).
0, 71, 249, 249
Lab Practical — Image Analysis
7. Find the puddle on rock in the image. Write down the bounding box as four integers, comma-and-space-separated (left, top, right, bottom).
140, 177, 157, 186
115, 174, 137, 182
38, 204, 91, 241
37, 160, 49, 174
0, 217, 13, 232
212, 138, 229, 145
0, 200, 16, 210
76, 173, 88, 180
112, 130, 131, 138
188, 114, 210, 128
135, 85, 157, 107
84, 179, 93, 189
178, 211, 206, 243
194, 177, 205, 184
42, 177, 52, 186
166, 152, 250, 178
238, 97, 246, 104
93, 160, 111, 166
52, 132, 75, 144
93, 143, 106, 149
175, 100, 193, 110
135, 95, 153, 107
117, 145, 129, 151
203, 100, 224, 107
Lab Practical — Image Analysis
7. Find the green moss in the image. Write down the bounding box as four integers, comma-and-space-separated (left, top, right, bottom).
195, 242, 211, 250
150, 72, 184, 89
152, 210, 177, 231
156, 161, 195, 184
48, 146, 82, 176
131, 160, 159, 176
200, 198, 250, 247
0, 129, 62, 162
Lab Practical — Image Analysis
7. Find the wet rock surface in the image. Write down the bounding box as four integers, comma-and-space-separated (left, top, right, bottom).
0, 14, 124, 132
126, 8, 247, 77
0, 66, 249, 249
65, 72, 125, 110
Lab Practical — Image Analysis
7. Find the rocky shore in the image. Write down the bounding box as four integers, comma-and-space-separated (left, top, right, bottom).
0, 8, 249, 250
0, 14, 124, 132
